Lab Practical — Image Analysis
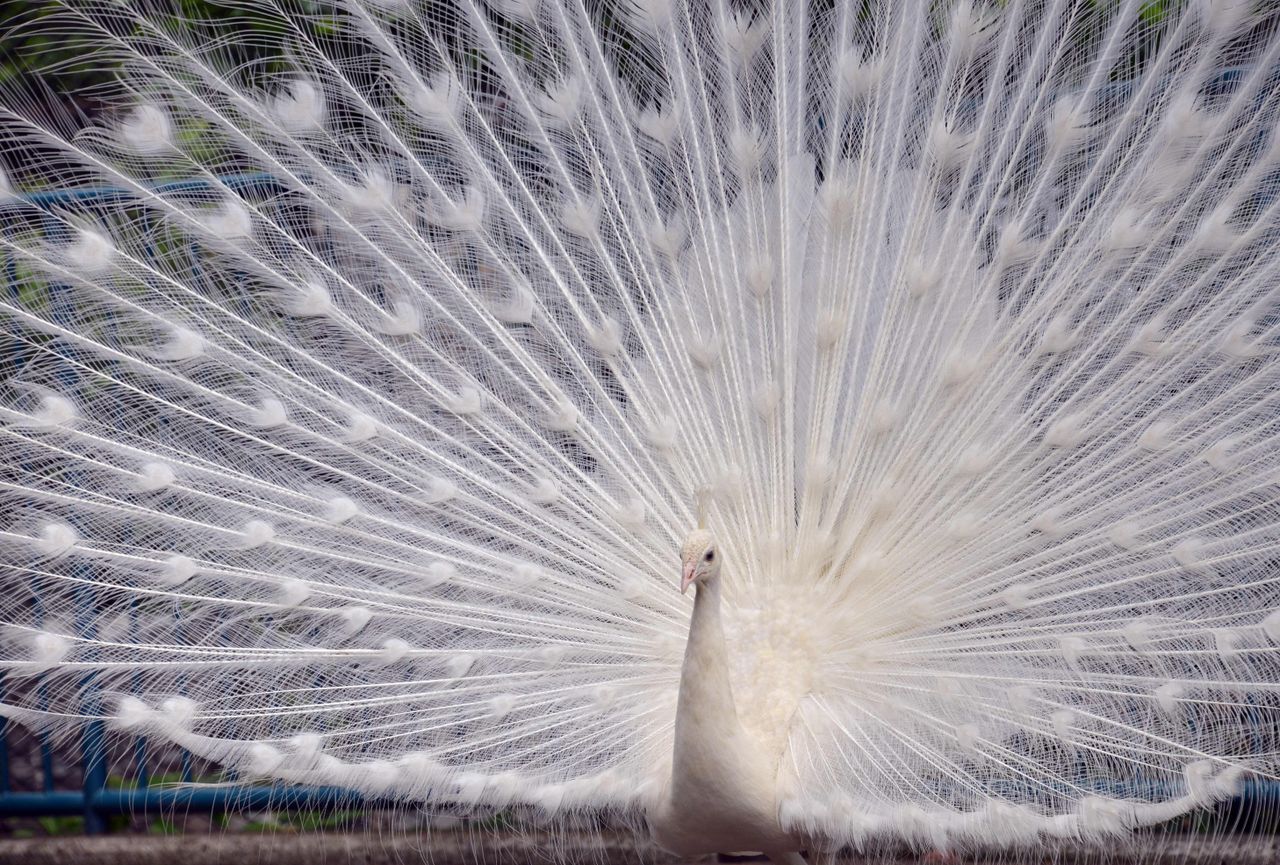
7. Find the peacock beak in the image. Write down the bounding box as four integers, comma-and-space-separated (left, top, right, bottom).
680, 561, 696, 594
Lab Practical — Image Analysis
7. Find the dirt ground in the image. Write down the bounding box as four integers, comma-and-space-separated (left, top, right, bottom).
0, 833, 1278, 865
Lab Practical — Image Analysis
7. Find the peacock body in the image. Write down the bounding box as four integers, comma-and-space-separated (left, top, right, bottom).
0, 0, 1278, 854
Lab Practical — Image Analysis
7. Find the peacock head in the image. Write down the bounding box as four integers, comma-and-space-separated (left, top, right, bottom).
679, 529, 719, 594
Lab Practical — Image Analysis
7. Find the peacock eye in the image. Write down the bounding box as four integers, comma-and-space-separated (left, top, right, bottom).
704, 550, 715, 562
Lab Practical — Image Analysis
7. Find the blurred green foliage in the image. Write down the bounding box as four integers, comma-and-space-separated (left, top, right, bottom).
36, 815, 84, 835
0, 0, 107, 93
0, 0, 294, 121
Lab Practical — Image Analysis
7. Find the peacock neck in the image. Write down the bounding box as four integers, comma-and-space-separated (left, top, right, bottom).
676, 574, 743, 749
656, 571, 796, 856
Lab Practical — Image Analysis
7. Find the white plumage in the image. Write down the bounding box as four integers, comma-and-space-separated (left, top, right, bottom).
0, 0, 1278, 856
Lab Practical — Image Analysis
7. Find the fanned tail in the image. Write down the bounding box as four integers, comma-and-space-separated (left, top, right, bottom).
0, 0, 1276, 851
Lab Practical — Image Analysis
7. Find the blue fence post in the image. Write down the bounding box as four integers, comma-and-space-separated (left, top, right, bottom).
76, 571, 107, 834
0, 680, 9, 797
80, 721, 107, 833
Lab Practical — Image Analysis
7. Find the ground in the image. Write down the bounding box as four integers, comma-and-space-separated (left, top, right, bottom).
0, 833, 1278, 865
